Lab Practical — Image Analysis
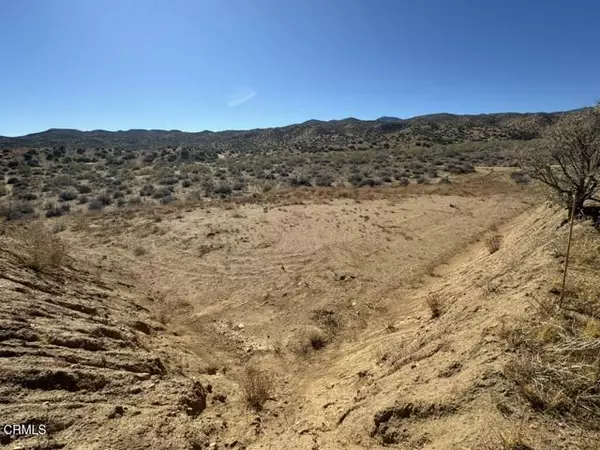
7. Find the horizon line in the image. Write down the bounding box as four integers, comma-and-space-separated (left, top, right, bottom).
0, 107, 580, 138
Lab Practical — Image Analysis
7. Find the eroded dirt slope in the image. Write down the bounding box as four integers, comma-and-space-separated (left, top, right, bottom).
248, 205, 565, 449
0, 233, 225, 449
1, 174, 553, 449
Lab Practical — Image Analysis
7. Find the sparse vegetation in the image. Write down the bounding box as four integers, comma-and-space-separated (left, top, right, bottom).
425, 295, 442, 319
0, 109, 570, 220
486, 234, 503, 254
241, 366, 272, 411
2, 111, 597, 449
503, 224, 600, 431
15, 221, 68, 272
308, 327, 328, 350
483, 421, 535, 450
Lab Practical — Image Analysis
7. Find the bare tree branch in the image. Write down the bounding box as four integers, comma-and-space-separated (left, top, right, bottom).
517, 104, 600, 215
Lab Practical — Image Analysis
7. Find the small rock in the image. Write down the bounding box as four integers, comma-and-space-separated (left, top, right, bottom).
180, 380, 208, 417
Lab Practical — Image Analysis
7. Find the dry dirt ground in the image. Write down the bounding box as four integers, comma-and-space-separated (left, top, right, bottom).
1, 171, 591, 449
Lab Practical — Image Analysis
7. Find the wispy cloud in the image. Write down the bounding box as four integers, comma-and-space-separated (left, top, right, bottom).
227, 89, 257, 107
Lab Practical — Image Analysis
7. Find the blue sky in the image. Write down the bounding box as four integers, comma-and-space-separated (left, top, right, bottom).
1, 0, 599, 136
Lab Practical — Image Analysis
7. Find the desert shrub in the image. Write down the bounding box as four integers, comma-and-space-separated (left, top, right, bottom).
77, 184, 92, 194
187, 189, 203, 201
202, 179, 215, 194
485, 234, 503, 254
416, 176, 429, 185
241, 367, 272, 411
182, 179, 192, 188
159, 194, 174, 204
289, 176, 311, 187
447, 162, 475, 174
516, 105, 600, 215
140, 184, 155, 197
45, 203, 70, 218
59, 190, 78, 201
15, 221, 68, 272
232, 181, 245, 191
315, 173, 334, 187
160, 177, 178, 186
96, 193, 112, 206
77, 195, 89, 204
88, 199, 105, 211
19, 192, 38, 201
214, 184, 233, 195
358, 178, 380, 187
398, 177, 410, 186
348, 173, 363, 186
152, 186, 172, 199
0, 202, 36, 221
510, 171, 531, 184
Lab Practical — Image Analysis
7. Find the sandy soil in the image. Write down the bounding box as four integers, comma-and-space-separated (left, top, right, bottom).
2, 172, 568, 449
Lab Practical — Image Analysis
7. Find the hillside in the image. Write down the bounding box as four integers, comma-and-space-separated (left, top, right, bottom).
0, 110, 569, 151
1, 109, 574, 224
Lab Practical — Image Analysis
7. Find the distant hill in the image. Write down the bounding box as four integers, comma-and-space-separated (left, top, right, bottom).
0, 110, 576, 151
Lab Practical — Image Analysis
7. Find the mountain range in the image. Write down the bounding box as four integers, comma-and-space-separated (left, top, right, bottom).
0, 110, 576, 151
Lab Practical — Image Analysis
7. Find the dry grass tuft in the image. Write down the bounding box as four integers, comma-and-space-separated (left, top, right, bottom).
504, 303, 600, 419
502, 223, 600, 428
15, 221, 68, 273
241, 366, 272, 411
482, 422, 535, 450
426, 295, 442, 319
293, 327, 331, 357
308, 328, 328, 350
486, 234, 503, 254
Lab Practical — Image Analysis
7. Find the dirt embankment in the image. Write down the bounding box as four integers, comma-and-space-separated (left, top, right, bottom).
4, 174, 585, 449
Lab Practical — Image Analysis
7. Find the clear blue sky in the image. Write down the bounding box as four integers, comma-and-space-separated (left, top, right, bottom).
1, 0, 599, 136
